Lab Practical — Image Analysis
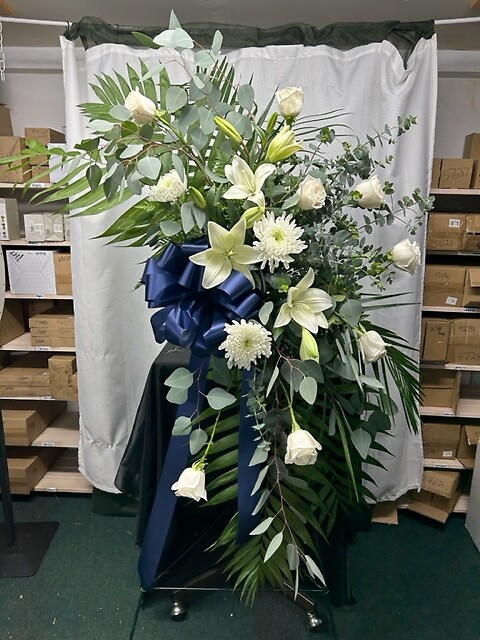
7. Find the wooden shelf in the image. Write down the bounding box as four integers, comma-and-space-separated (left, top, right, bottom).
430, 189, 480, 196
421, 362, 480, 372
421, 398, 480, 419
0, 332, 75, 352
0, 182, 52, 190
423, 458, 474, 470
34, 449, 92, 494
4, 292, 73, 300
32, 411, 79, 448
426, 250, 480, 256
0, 239, 70, 247
422, 305, 479, 314
0, 394, 63, 401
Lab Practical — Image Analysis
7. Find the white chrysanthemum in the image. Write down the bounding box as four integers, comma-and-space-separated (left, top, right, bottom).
253, 212, 307, 272
219, 320, 272, 370
148, 169, 187, 203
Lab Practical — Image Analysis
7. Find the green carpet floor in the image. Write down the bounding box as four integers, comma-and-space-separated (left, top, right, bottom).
0, 494, 479, 640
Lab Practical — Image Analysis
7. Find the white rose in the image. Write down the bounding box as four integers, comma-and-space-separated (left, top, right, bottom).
297, 175, 326, 210
392, 239, 421, 275
355, 176, 385, 209
276, 86, 304, 118
124, 89, 156, 125
285, 429, 322, 466
171, 467, 207, 501
357, 330, 389, 363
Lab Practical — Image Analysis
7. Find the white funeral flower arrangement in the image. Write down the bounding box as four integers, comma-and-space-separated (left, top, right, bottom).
5, 13, 433, 604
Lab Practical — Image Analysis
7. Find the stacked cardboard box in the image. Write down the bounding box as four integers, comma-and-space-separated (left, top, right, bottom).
423, 264, 480, 308
1, 399, 67, 445
464, 132, 480, 189
422, 422, 461, 459
54, 253, 72, 294
431, 158, 474, 189
48, 355, 77, 401
447, 318, 480, 366
6, 249, 58, 295
420, 369, 460, 412
24, 128, 65, 183
0, 136, 31, 183
23, 212, 65, 242
421, 318, 450, 362
29, 310, 75, 348
426, 213, 480, 253
407, 470, 461, 523
0, 353, 51, 397
6, 447, 62, 494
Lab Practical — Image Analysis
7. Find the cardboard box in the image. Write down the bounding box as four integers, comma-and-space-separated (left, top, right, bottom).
447, 318, 480, 365
49, 355, 78, 401
0, 299, 25, 346
431, 158, 442, 189
26, 299, 54, 318
54, 253, 72, 294
6, 249, 57, 295
0, 136, 31, 183
420, 369, 461, 411
0, 198, 20, 241
31, 327, 75, 338
421, 319, 450, 362
23, 213, 46, 243
63, 215, 71, 242
421, 422, 461, 459
24, 128, 65, 165
29, 311, 74, 331
31, 335, 75, 348
30, 164, 51, 182
470, 160, 480, 190
462, 268, 480, 306
461, 215, 480, 252
408, 470, 461, 523
426, 213, 466, 251
423, 265, 465, 307
1, 399, 66, 445
438, 158, 474, 189
464, 132, 480, 159
43, 213, 64, 242
0, 105, 13, 136
456, 424, 480, 467
6, 447, 62, 494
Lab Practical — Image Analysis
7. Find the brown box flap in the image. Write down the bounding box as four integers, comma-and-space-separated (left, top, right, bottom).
465, 425, 480, 445
421, 470, 460, 498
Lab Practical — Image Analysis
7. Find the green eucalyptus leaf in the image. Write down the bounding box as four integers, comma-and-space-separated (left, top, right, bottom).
252, 489, 270, 516
258, 301, 273, 325
206, 388, 237, 410
305, 555, 325, 583
138, 156, 162, 180
251, 465, 268, 495
249, 516, 273, 536
339, 299, 363, 328
160, 221, 182, 236
164, 367, 194, 389
166, 86, 188, 113
358, 375, 385, 390
266, 366, 279, 398
192, 205, 206, 230
171, 154, 185, 181
154, 28, 194, 49
195, 49, 215, 69
198, 106, 216, 134
237, 84, 255, 111
249, 444, 269, 467
109, 104, 131, 121
88, 120, 114, 133
264, 531, 283, 563
351, 428, 372, 459
86, 165, 102, 191
166, 386, 189, 405
172, 416, 192, 436
189, 428, 208, 455
299, 376, 317, 404
287, 544, 300, 571
181, 202, 196, 234
211, 30, 223, 56
119, 144, 144, 159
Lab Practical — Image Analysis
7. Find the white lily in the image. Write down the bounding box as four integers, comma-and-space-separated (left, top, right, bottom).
223, 157, 275, 206
189, 218, 260, 289
274, 268, 332, 334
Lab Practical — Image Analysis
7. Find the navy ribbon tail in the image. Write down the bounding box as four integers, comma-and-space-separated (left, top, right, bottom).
138, 354, 210, 591
236, 370, 262, 543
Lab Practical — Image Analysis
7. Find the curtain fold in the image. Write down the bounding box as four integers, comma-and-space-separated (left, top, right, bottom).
61, 26, 437, 499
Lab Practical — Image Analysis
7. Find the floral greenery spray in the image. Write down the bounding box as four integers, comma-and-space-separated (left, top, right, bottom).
3, 12, 434, 603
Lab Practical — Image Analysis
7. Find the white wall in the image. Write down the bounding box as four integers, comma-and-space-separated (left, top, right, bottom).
435, 77, 480, 157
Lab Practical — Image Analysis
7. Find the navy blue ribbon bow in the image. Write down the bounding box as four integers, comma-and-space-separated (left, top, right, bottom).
142, 240, 262, 356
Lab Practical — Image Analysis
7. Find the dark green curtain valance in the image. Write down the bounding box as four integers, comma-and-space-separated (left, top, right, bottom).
64, 16, 434, 60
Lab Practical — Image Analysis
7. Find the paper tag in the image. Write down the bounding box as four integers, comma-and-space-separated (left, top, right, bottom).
41, 442, 56, 447
448, 218, 461, 228
35, 346, 51, 351
432, 462, 449, 468
34, 294, 45, 299
46, 487, 57, 493
445, 296, 458, 305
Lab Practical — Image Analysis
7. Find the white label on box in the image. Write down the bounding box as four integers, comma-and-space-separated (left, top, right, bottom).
24, 213, 46, 242
446, 296, 458, 305
448, 218, 461, 228
442, 450, 453, 458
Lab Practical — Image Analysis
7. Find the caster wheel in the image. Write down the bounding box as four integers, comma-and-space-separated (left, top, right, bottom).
170, 599, 188, 621
307, 611, 327, 633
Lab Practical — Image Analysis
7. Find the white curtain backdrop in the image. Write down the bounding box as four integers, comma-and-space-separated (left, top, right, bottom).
61, 33, 437, 498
